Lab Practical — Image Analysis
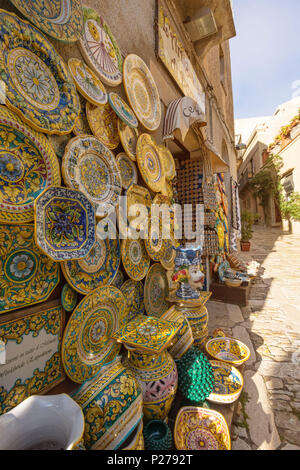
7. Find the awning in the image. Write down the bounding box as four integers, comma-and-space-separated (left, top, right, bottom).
205, 140, 229, 173
163, 96, 206, 142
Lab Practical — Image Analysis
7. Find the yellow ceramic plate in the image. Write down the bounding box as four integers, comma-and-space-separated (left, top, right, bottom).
145, 215, 169, 262
121, 238, 150, 282
118, 119, 139, 161
136, 134, 166, 194
68, 58, 107, 106
116, 152, 138, 190
86, 101, 120, 150
158, 145, 176, 180
144, 263, 169, 317
125, 184, 152, 232
123, 54, 161, 131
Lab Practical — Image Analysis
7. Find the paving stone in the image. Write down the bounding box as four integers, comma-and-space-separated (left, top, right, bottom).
281, 443, 300, 450
279, 430, 300, 446
226, 304, 244, 323
274, 412, 300, 432
269, 400, 292, 412
236, 426, 248, 439
232, 438, 252, 451
232, 325, 256, 366
265, 378, 283, 390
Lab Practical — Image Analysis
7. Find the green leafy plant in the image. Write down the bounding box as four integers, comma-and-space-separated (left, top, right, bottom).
241, 210, 260, 241
279, 192, 300, 231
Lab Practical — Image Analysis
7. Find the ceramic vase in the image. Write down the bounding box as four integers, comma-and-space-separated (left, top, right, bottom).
0, 394, 85, 450
177, 305, 209, 350
161, 306, 194, 360
122, 420, 144, 450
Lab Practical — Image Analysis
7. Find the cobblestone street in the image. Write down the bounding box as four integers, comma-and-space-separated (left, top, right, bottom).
207, 226, 300, 450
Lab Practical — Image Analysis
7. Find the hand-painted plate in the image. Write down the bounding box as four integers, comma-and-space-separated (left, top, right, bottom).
68, 58, 107, 106
0, 10, 80, 135
118, 119, 139, 162
73, 95, 91, 136
125, 184, 152, 233
111, 269, 125, 289
62, 286, 127, 383
121, 239, 150, 282
61, 283, 78, 312
79, 6, 123, 87
34, 186, 96, 261
9, 0, 84, 43
123, 54, 161, 131
0, 224, 60, 315
160, 237, 176, 271
62, 135, 122, 211
144, 263, 169, 317
207, 361, 243, 404
145, 215, 169, 262
0, 106, 61, 224
136, 134, 166, 193
121, 280, 145, 323
86, 101, 120, 149
61, 235, 120, 295
108, 93, 138, 128
48, 134, 70, 161
116, 152, 138, 190
158, 145, 176, 180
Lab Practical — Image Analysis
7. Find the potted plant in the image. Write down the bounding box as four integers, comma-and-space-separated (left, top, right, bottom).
240, 210, 259, 251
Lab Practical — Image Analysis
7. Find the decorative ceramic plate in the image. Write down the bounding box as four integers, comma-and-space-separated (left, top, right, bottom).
174, 406, 231, 450
123, 54, 161, 131
62, 286, 127, 383
0, 224, 60, 315
144, 263, 169, 317
118, 119, 139, 161
61, 235, 120, 295
205, 337, 251, 366
73, 95, 91, 136
158, 145, 176, 181
167, 291, 212, 308
121, 280, 145, 322
34, 186, 96, 261
9, 0, 84, 43
48, 134, 70, 161
0, 10, 80, 135
0, 106, 61, 224
61, 283, 78, 312
116, 153, 138, 190
145, 215, 169, 262
68, 58, 107, 106
125, 184, 152, 233
121, 239, 150, 282
86, 102, 120, 150
136, 134, 166, 193
111, 269, 124, 289
79, 6, 123, 87
108, 93, 138, 128
62, 135, 122, 211
160, 237, 176, 271
207, 361, 243, 404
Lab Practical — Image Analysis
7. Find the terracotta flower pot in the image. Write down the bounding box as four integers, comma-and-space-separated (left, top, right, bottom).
240, 241, 251, 252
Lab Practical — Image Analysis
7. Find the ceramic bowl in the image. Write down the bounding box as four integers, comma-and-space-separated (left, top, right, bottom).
224, 278, 242, 287
174, 406, 231, 450
205, 337, 250, 366
207, 361, 244, 404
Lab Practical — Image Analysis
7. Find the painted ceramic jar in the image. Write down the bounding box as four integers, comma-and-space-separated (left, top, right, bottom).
72, 356, 143, 450
161, 306, 194, 360
177, 305, 209, 351
122, 420, 144, 450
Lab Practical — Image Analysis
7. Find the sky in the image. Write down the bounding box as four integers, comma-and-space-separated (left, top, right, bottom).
230, 0, 300, 120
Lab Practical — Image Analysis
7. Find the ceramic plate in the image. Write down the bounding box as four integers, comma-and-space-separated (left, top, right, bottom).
73, 95, 91, 136
62, 135, 122, 211
121, 280, 145, 322
61, 283, 78, 312
144, 263, 169, 317
111, 269, 124, 289
0, 224, 60, 315
0, 106, 61, 224
125, 184, 152, 233
174, 406, 231, 450
61, 235, 120, 295
62, 286, 127, 383
121, 239, 150, 282
207, 361, 244, 404
116, 152, 138, 190
158, 145, 176, 180
160, 237, 176, 271
123, 54, 161, 131
34, 186, 96, 261
118, 119, 139, 161
108, 92, 138, 128
79, 6, 123, 87
145, 215, 169, 262
9, 0, 84, 43
205, 337, 250, 366
48, 134, 70, 161
0, 10, 80, 135
86, 101, 120, 150
68, 58, 107, 106
136, 134, 166, 193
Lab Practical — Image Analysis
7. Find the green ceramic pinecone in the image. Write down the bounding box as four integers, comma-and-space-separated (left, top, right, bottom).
143, 420, 173, 451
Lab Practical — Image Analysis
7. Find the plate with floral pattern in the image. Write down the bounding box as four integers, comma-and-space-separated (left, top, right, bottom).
86, 101, 120, 150
0, 106, 61, 224
61, 235, 120, 295
73, 95, 91, 136
123, 54, 161, 131
68, 58, 107, 106
121, 280, 145, 323
118, 119, 139, 162
207, 361, 243, 404
116, 152, 138, 190
121, 239, 150, 282
145, 215, 169, 262
62, 135, 122, 211
34, 186, 96, 261
61, 283, 78, 312
0, 10, 80, 135
62, 286, 127, 383
79, 6, 123, 87
136, 134, 166, 194
158, 144, 176, 180
144, 263, 169, 317
9, 0, 84, 43
125, 184, 152, 233
108, 93, 138, 128
111, 269, 124, 289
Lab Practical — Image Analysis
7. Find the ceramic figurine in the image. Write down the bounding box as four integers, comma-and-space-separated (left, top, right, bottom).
172, 245, 205, 300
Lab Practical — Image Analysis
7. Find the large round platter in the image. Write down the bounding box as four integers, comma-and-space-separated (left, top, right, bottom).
123, 54, 161, 131
62, 286, 127, 383
62, 135, 122, 211
145, 215, 169, 262
68, 58, 107, 106
121, 280, 145, 323
205, 337, 250, 366
174, 406, 231, 450
79, 6, 123, 87
144, 263, 169, 317
116, 153, 138, 190
0, 10, 80, 135
34, 186, 96, 261
111, 269, 124, 289
207, 361, 244, 405
0, 224, 60, 315
9, 0, 84, 43
121, 239, 150, 282
86, 102, 120, 150
108, 93, 138, 128
0, 106, 61, 224
136, 134, 166, 193
158, 145, 176, 180
118, 119, 139, 162
61, 235, 120, 295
